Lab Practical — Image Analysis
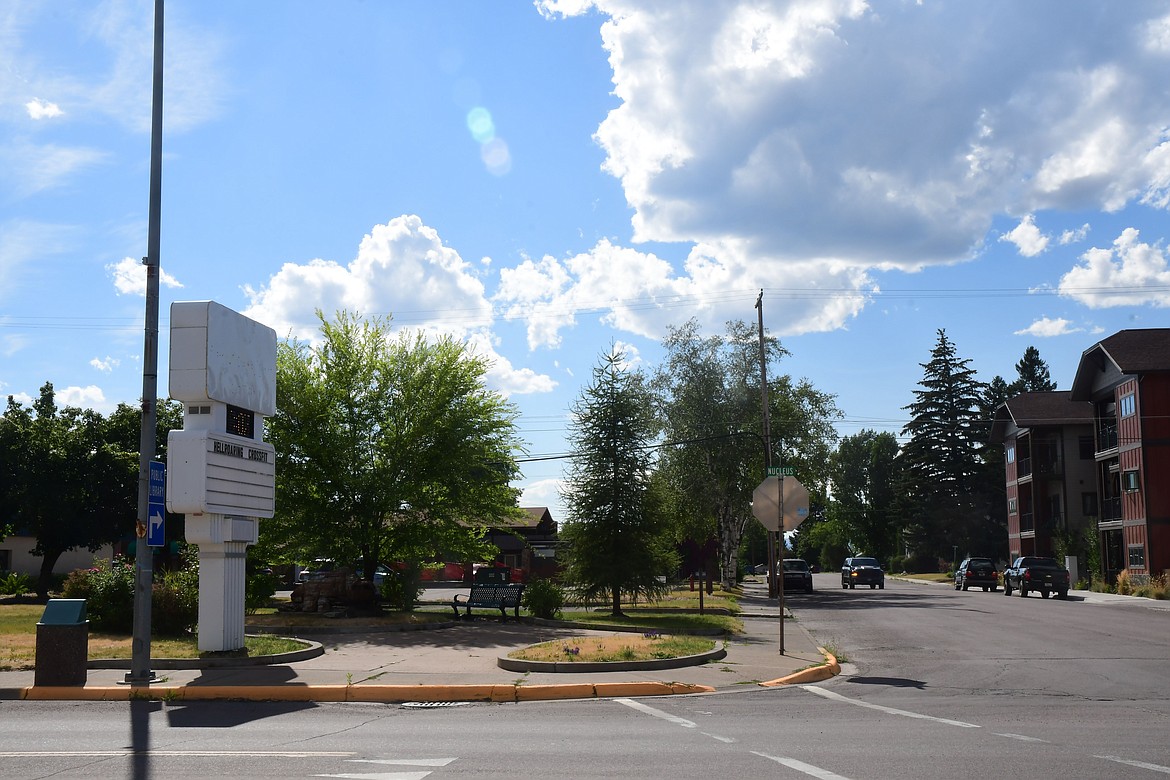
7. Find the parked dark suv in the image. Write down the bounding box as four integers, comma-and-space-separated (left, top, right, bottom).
782, 558, 814, 593
841, 556, 885, 589
954, 557, 998, 592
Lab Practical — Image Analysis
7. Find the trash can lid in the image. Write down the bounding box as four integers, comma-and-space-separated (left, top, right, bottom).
39, 599, 87, 625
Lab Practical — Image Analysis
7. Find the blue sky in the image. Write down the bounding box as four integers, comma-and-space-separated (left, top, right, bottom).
4, 1, 1170, 523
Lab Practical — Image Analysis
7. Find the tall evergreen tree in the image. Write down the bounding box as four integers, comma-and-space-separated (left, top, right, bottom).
898, 330, 988, 561
1008, 345, 1057, 394
560, 347, 676, 616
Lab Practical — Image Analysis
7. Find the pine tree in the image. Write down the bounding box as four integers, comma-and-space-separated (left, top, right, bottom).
1008, 346, 1057, 394
560, 347, 676, 615
898, 330, 988, 562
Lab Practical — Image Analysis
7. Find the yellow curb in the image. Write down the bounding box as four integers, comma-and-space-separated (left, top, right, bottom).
345, 685, 514, 703
593, 681, 714, 698
758, 650, 840, 687
515, 683, 598, 702
18, 680, 715, 703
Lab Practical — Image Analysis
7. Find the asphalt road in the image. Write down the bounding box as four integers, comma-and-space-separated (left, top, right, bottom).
3, 574, 1167, 779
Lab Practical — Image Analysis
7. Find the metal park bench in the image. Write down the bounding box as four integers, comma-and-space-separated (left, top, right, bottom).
451, 583, 526, 621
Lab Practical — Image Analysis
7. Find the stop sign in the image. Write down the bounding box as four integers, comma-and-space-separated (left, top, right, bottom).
752, 476, 810, 532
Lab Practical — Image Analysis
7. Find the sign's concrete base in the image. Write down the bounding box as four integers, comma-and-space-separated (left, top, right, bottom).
187, 514, 258, 652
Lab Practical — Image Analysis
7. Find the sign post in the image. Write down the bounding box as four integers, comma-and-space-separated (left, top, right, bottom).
753, 474, 810, 653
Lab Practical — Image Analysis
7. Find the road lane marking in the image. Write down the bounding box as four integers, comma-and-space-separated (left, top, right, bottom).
0, 751, 355, 758
753, 751, 853, 780
615, 697, 697, 727
800, 686, 980, 728
1096, 755, 1170, 774
995, 733, 1048, 743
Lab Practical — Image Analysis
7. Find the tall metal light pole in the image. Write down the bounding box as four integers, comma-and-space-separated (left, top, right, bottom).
128, 0, 164, 686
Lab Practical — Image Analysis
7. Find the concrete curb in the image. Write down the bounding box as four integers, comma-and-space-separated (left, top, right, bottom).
8, 680, 714, 703
757, 649, 840, 687
86, 639, 325, 670
497, 642, 726, 673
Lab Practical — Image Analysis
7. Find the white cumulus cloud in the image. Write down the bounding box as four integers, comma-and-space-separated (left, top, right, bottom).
1014, 317, 1081, 337
90, 356, 120, 373
1058, 228, 1170, 308
242, 215, 555, 396
107, 257, 184, 296
56, 385, 106, 408
532, 1, 1170, 333
25, 98, 63, 119
1000, 215, 1049, 257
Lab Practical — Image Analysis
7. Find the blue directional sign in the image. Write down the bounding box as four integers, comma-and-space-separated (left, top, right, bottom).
147, 461, 166, 547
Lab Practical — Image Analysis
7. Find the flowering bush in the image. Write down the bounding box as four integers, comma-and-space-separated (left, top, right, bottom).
62, 556, 136, 633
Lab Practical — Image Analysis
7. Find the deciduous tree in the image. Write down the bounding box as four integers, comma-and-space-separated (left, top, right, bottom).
266, 311, 522, 584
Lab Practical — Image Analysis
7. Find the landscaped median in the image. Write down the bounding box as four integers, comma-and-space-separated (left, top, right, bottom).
758, 648, 840, 687
10, 680, 714, 703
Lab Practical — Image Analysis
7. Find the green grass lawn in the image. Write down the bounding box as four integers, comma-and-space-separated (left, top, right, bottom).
0, 603, 309, 671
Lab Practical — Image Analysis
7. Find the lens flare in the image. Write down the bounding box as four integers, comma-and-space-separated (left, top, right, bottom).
466, 107, 495, 143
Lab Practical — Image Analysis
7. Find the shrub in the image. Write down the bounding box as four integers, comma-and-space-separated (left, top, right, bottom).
0, 571, 34, 596
62, 557, 136, 633
380, 569, 423, 612
1116, 568, 1133, 596
245, 570, 279, 614
521, 578, 564, 620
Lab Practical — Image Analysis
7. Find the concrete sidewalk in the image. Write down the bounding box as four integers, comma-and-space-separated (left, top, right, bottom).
0, 582, 835, 702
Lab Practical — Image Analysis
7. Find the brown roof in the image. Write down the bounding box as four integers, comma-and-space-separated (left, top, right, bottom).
1071, 328, 1170, 399
989, 391, 1092, 443
513, 506, 552, 529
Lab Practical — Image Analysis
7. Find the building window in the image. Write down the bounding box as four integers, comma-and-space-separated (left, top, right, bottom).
1078, 436, 1094, 460
1122, 470, 1140, 492
0, 549, 10, 572
1082, 492, 1098, 516
1006, 445, 1015, 464
1120, 393, 1135, 418
1008, 498, 1017, 515
1128, 544, 1145, 569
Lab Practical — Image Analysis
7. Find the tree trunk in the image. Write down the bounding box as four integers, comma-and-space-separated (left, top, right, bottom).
718, 506, 747, 589
36, 548, 64, 600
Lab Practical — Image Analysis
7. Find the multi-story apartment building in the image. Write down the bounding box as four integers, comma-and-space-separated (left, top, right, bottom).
1070, 328, 1170, 583
990, 392, 1095, 564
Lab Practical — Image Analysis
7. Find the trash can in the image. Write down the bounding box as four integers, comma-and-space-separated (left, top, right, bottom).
34, 599, 88, 687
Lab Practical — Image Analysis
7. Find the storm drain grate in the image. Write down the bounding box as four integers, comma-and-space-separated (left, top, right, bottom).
400, 701, 471, 709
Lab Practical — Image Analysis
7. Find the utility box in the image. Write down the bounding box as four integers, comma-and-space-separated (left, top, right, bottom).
34, 599, 88, 687
475, 567, 511, 584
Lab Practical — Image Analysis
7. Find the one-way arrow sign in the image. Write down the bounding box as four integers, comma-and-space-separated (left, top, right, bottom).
147, 461, 166, 547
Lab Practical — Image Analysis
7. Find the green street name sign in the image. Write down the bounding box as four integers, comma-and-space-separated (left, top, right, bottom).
767, 466, 795, 477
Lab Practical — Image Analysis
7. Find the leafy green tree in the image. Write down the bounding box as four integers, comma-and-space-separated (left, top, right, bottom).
560, 347, 676, 616
265, 311, 522, 585
654, 318, 839, 588
2, 385, 148, 596
898, 330, 988, 562
828, 430, 901, 562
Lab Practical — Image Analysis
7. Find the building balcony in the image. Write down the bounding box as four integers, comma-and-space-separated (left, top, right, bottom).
1097, 425, 1118, 453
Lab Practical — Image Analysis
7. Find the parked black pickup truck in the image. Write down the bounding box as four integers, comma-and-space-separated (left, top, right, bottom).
1003, 556, 1070, 599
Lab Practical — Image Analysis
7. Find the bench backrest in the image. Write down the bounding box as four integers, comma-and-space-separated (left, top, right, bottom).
469, 583, 524, 605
